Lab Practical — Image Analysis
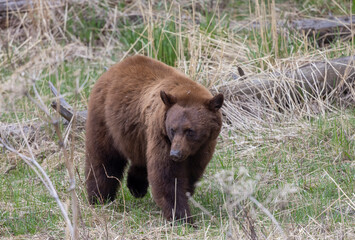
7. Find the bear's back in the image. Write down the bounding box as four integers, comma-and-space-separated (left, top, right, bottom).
100, 55, 211, 101
104, 55, 174, 89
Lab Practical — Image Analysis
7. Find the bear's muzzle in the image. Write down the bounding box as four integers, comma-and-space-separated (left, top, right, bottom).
170, 149, 183, 161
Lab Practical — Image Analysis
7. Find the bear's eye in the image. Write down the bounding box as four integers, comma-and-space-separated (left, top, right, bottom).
185, 129, 195, 137
170, 128, 175, 137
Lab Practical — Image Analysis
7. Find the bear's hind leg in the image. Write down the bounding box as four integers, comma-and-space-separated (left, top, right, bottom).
127, 165, 148, 198
86, 146, 128, 204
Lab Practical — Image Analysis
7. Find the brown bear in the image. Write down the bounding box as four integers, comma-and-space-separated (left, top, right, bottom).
85, 55, 223, 223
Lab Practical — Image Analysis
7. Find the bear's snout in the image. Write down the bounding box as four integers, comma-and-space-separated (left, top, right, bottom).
170, 149, 183, 161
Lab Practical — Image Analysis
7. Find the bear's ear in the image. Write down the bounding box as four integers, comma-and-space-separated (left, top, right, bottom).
160, 90, 177, 108
208, 93, 224, 111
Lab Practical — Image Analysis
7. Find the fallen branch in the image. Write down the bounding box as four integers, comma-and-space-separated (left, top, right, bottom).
49, 81, 87, 124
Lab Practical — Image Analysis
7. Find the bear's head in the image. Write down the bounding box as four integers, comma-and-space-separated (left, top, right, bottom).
160, 90, 224, 162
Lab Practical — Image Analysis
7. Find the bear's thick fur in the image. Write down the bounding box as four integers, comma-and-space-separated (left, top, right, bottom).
85, 55, 223, 222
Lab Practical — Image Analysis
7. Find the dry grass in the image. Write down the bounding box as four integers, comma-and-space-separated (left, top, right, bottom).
1, 0, 354, 239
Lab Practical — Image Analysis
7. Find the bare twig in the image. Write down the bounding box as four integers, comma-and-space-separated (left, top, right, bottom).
249, 196, 287, 239
324, 170, 355, 210
186, 192, 214, 218
28, 83, 79, 239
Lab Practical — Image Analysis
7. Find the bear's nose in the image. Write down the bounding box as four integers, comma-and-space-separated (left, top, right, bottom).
170, 149, 182, 160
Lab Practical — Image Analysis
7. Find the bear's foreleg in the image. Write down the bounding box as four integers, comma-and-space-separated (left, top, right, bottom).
187, 143, 215, 195
147, 159, 192, 223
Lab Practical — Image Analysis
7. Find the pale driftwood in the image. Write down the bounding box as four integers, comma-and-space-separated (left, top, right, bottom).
49, 81, 87, 124
216, 56, 355, 101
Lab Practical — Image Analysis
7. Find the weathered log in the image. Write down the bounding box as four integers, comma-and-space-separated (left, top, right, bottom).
216, 56, 355, 101
290, 16, 355, 45
288, 56, 355, 94
291, 16, 355, 32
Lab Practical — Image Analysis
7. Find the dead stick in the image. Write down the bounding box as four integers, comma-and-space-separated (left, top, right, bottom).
30, 83, 79, 239
49, 81, 87, 124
